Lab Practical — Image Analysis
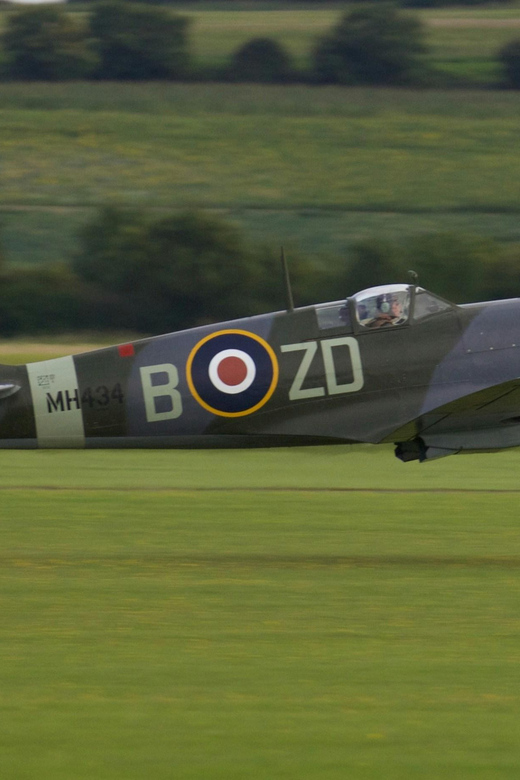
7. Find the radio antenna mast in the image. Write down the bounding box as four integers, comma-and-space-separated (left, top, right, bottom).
280, 246, 294, 313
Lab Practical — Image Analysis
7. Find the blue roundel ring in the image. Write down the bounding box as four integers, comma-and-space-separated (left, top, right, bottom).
186, 330, 279, 417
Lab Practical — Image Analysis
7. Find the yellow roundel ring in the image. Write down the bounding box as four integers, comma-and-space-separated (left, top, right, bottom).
186, 329, 279, 417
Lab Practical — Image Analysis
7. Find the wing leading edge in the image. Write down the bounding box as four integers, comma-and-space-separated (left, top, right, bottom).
390, 378, 520, 461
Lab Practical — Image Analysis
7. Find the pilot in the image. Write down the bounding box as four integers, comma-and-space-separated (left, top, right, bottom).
367, 295, 405, 328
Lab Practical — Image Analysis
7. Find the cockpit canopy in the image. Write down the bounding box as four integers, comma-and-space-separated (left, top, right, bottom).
353, 284, 410, 329
314, 284, 455, 333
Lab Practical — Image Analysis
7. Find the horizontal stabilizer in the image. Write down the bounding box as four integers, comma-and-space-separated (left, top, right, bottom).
0, 384, 20, 400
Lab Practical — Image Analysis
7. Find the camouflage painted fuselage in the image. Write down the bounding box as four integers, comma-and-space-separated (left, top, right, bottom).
1, 285, 520, 460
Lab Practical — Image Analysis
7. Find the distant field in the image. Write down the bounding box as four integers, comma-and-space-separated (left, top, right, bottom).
6, 206, 520, 273
112, 4, 520, 76
186, 8, 339, 68
1, 86, 519, 212
2, 445, 520, 778
177, 3, 520, 87
1, 3, 519, 77
0, 4, 519, 266
0, 85, 519, 266
182, 5, 520, 77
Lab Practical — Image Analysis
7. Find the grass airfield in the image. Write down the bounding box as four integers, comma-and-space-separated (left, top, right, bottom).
2, 443, 520, 779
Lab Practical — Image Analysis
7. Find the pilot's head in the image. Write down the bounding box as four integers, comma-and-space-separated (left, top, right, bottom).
391, 298, 402, 316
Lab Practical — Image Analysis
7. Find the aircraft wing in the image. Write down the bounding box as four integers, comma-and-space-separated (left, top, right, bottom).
389, 378, 520, 460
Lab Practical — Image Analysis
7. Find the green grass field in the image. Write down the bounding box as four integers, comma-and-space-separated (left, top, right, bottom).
7, 205, 520, 270
0, 2, 519, 265
1, 84, 520, 266
3, 3, 519, 75
99, 2, 520, 86
181, 3, 520, 80
1, 9, 520, 772
2, 444, 520, 779
3, 98, 519, 212
63, 3, 520, 77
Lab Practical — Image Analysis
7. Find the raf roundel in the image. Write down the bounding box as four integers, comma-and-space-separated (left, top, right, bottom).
186, 330, 279, 417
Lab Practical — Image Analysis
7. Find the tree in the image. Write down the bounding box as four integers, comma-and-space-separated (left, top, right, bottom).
342, 233, 499, 304
229, 38, 292, 83
73, 207, 153, 330
343, 240, 405, 294
74, 206, 149, 292
477, 242, 520, 302
0, 264, 90, 335
74, 209, 264, 332
404, 233, 495, 302
3, 5, 95, 81
312, 4, 427, 85
90, 2, 191, 80
74, 208, 337, 333
499, 39, 520, 89
142, 210, 258, 328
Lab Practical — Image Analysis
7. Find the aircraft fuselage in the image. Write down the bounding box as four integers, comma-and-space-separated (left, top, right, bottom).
1, 285, 520, 460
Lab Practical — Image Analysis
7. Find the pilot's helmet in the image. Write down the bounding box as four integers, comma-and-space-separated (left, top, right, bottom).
376, 294, 392, 314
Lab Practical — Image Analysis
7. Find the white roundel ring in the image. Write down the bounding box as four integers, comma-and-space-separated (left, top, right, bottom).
208, 349, 257, 395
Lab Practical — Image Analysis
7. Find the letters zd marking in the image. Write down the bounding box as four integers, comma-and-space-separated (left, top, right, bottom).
281, 337, 364, 401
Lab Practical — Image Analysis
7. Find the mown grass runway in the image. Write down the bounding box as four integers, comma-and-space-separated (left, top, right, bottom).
2, 444, 520, 779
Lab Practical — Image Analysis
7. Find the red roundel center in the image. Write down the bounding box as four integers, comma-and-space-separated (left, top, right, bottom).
217, 356, 248, 386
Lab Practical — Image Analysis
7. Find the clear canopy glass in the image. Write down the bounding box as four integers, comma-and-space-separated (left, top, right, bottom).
352, 285, 411, 329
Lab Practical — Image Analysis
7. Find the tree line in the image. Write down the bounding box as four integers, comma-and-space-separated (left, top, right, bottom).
67, 0, 520, 7
0, 208, 519, 336
2, 2, 520, 87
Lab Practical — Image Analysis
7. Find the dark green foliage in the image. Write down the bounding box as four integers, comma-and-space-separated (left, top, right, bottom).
343, 240, 406, 295
73, 207, 149, 293
74, 208, 261, 332
73, 208, 326, 333
2, 203, 520, 335
404, 233, 495, 303
73, 207, 158, 331
499, 39, 520, 88
142, 210, 258, 329
342, 233, 508, 304
480, 242, 520, 302
237, 244, 327, 312
404, 0, 509, 5
0, 229, 92, 334
90, 1, 190, 80
229, 37, 292, 83
0, 264, 90, 335
312, 4, 427, 85
3, 5, 96, 81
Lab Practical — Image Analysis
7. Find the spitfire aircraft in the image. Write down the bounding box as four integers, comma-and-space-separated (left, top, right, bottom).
1, 277, 520, 461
